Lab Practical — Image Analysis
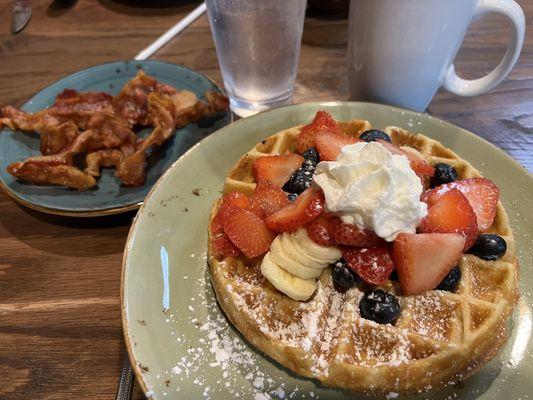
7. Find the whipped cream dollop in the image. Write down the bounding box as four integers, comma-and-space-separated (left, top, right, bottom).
313, 141, 427, 241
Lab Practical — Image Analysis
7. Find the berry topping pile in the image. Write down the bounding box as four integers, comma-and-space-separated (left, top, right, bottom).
211, 110, 506, 319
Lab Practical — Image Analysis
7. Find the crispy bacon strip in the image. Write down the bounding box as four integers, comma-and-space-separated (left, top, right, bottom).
85, 150, 124, 177
83, 112, 138, 152
7, 159, 96, 190
113, 70, 177, 127
49, 89, 115, 129
1, 88, 115, 134
0, 105, 79, 155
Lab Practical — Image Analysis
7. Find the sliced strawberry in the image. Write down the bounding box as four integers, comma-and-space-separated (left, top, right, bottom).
216, 192, 250, 224
315, 131, 361, 161
295, 110, 341, 154
342, 246, 395, 285
420, 188, 433, 204
410, 158, 435, 178
210, 192, 250, 258
377, 140, 434, 177
430, 178, 499, 231
328, 216, 385, 247
252, 153, 304, 187
419, 188, 478, 250
223, 205, 275, 258
306, 215, 336, 247
266, 188, 324, 232
393, 232, 465, 295
249, 180, 289, 218
211, 229, 241, 257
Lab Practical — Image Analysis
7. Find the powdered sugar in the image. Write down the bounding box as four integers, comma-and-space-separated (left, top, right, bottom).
226, 277, 345, 377
158, 255, 311, 399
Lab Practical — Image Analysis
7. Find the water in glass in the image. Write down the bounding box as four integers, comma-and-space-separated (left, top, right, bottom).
206, 0, 307, 117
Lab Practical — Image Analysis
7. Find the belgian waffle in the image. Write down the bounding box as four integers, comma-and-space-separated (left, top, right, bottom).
207, 118, 518, 394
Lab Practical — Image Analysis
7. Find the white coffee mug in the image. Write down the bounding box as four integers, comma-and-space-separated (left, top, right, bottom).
347, 0, 525, 111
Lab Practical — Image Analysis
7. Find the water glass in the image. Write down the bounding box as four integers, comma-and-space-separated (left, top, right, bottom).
206, 0, 307, 117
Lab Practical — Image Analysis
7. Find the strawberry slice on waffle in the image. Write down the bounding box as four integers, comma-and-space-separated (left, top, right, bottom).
419, 188, 478, 251
342, 246, 395, 285
211, 192, 250, 257
327, 216, 385, 247
315, 130, 361, 161
266, 188, 324, 232
377, 139, 434, 178
295, 110, 341, 154
393, 232, 465, 295
428, 178, 499, 231
252, 153, 304, 187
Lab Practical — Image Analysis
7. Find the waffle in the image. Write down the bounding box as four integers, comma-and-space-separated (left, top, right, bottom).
207, 118, 519, 394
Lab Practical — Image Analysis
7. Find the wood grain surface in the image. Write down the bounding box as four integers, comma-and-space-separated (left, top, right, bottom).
0, 1, 531, 399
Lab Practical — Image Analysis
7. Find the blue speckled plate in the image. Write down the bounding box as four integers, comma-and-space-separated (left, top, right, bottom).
0, 60, 230, 217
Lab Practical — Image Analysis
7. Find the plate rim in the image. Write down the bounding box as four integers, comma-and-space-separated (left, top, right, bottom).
121, 100, 533, 398
0, 59, 227, 217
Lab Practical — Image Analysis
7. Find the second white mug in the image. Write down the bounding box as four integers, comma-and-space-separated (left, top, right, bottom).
347, 0, 525, 111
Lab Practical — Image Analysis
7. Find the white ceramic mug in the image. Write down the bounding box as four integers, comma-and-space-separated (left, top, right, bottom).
347, 0, 525, 111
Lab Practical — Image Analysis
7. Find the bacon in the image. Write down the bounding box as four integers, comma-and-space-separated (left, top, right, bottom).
85, 149, 124, 177
0, 105, 79, 155
115, 89, 229, 187
7, 159, 96, 191
113, 70, 177, 127
48, 89, 115, 129
2, 70, 229, 190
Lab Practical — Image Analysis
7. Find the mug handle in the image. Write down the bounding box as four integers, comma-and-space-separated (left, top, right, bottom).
442, 0, 525, 97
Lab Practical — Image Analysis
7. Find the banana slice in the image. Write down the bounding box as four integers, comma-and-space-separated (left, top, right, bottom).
294, 228, 342, 263
270, 236, 323, 279
280, 232, 325, 269
261, 252, 317, 301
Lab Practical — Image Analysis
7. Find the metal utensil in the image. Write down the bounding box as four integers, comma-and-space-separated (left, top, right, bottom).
11, 0, 32, 34
115, 354, 135, 400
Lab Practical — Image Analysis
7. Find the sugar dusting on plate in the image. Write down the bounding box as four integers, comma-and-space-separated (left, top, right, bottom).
159, 251, 305, 399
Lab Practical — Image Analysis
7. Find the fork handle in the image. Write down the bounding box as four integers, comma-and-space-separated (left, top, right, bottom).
116, 355, 135, 400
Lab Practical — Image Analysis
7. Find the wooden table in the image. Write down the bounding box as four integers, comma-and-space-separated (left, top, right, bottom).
0, 1, 531, 398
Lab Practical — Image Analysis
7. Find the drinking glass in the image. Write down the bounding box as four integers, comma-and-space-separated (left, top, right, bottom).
206, 0, 307, 117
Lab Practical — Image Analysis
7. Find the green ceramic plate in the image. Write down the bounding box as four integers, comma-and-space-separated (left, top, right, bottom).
122, 102, 533, 400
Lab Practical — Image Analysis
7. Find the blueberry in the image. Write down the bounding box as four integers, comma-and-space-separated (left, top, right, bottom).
331, 259, 361, 289
282, 166, 314, 194
469, 234, 507, 261
287, 193, 298, 202
359, 290, 400, 325
359, 129, 391, 143
436, 266, 461, 292
283, 148, 319, 195
302, 147, 320, 164
431, 163, 458, 186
